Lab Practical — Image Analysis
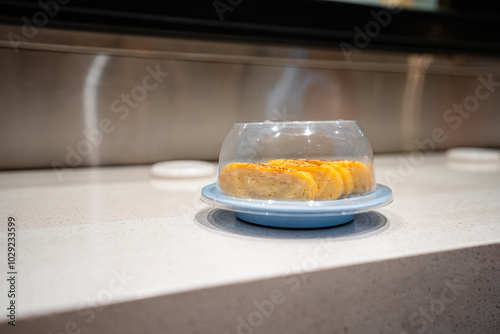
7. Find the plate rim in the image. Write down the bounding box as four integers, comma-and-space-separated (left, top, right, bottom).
201, 183, 393, 217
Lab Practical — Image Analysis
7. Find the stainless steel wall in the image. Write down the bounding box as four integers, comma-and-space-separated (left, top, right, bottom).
1, 24, 500, 169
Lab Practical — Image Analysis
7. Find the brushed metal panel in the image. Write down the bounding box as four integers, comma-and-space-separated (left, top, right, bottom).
0, 51, 243, 169
1, 24, 500, 170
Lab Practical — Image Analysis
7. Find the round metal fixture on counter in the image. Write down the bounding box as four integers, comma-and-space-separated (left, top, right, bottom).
151, 160, 217, 178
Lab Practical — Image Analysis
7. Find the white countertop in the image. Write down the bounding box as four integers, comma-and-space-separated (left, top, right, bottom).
1, 153, 500, 322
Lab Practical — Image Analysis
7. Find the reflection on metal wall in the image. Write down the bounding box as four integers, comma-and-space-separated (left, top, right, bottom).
1, 24, 500, 169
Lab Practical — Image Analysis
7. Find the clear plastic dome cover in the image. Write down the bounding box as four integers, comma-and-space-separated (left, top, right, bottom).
216, 121, 376, 200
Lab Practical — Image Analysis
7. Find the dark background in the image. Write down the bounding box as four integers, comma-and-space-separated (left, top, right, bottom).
1, 0, 500, 55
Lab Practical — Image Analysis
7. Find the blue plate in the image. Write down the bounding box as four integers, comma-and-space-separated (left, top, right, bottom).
201, 183, 393, 229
